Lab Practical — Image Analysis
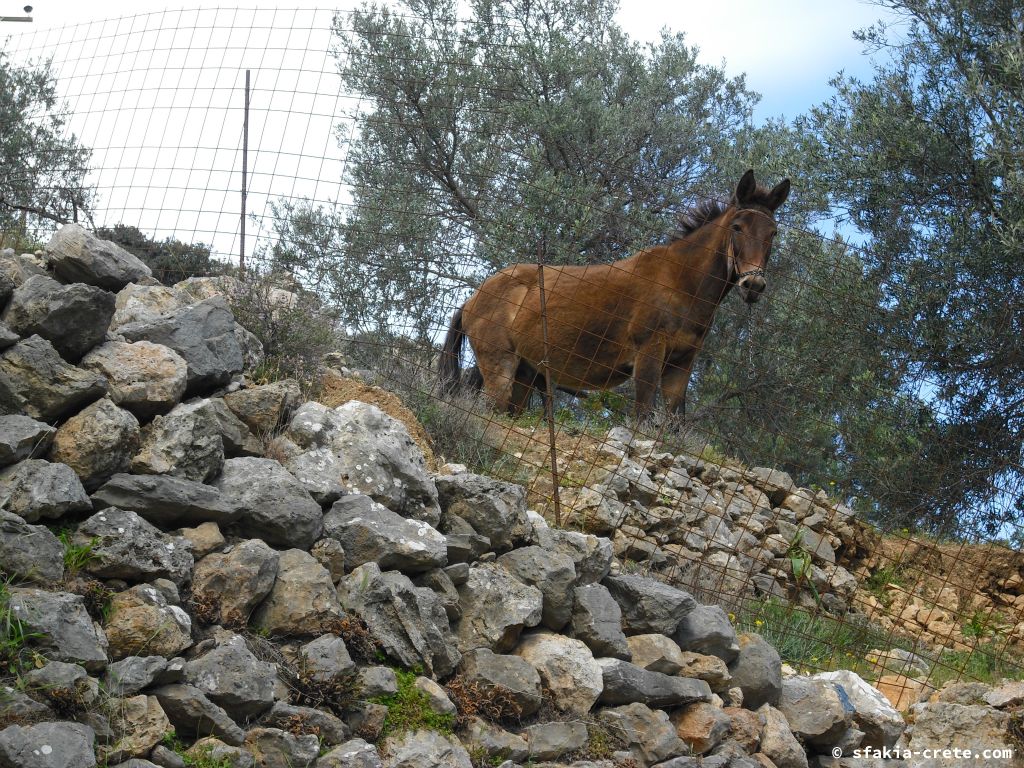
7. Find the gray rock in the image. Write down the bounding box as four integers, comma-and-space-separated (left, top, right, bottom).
205, 398, 262, 457
435, 472, 529, 551
104, 584, 193, 661
214, 457, 323, 549
0, 323, 16, 351
191, 539, 279, 627
357, 667, 398, 698
185, 737, 254, 768
603, 574, 697, 635
8, 588, 108, 672
0, 459, 91, 521
533, 528, 613, 584
46, 223, 152, 289
324, 495, 447, 574
0, 414, 55, 466
48, 397, 141, 490
907, 702, 1013, 768
458, 648, 544, 717
598, 702, 687, 765
0, 721, 97, 768
151, 684, 245, 745
514, 631, 603, 716
381, 729, 472, 768
74, 507, 188, 583
340, 562, 460, 678
104, 656, 170, 696
412, 568, 461, 621
497, 546, 576, 631
222, 380, 300, 434
118, 296, 244, 395
242, 727, 318, 768
0, 684, 53, 723
283, 401, 441, 525
521, 721, 588, 761
92, 473, 241, 527
0, 335, 107, 422
2, 274, 115, 362
299, 634, 357, 683
183, 634, 277, 720
625, 633, 686, 674
597, 658, 712, 707
673, 604, 740, 663
261, 702, 350, 746
0, 509, 64, 583
21, 661, 99, 708
778, 676, 854, 749
814, 670, 905, 749
79, 340, 188, 419
759, 704, 809, 768
316, 739, 382, 768
570, 584, 630, 659
251, 549, 342, 637
455, 563, 543, 653
132, 399, 224, 482
729, 633, 782, 709
462, 718, 529, 764
443, 532, 490, 564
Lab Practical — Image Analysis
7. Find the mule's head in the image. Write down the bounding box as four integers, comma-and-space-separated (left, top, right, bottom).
728, 169, 790, 303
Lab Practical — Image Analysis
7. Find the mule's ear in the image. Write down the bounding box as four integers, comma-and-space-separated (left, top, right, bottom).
767, 178, 791, 210
733, 169, 757, 204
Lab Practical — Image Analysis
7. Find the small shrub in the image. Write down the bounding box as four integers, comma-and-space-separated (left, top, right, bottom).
373, 668, 455, 738
58, 530, 100, 576
443, 674, 523, 728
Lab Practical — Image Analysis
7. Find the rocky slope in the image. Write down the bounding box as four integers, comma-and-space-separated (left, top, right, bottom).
0, 226, 1021, 768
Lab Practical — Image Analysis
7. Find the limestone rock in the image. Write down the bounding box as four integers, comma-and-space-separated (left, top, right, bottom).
192, 539, 279, 627
151, 684, 244, 745
222, 379, 300, 434
570, 583, 630, 659
92, 473, 240, 528
8, 588, 109, 672
0, 721, 97, 768
1, 274, 115, 362
251, 549, 342, 637
0, 458, 91, 522
104, 584, 193, 661
49, 397, 140, 490
183, 634, 277, 720
514, 631, 603, 716
598, 702, 687, 765
340, 562, 460, 678
79, 341, 187, 418
729, 633, 782, 709
117, 296, 244, 395
603, 573, 697, 635
214, 457, 323, 550
0, 335, 107, 421
497, 545, 577, 630
0, 509, 64, 583
0, 414, 55, 466
324, 495, 447, 574
435, 472, 528, 551
455, 563, 543, 653
47, 223, 152, 289
131, 399, 224, 482
457, 648, 543, 717
597, 657, 712, 708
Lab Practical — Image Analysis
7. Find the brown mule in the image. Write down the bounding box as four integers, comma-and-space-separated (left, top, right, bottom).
439, 170, 791, 418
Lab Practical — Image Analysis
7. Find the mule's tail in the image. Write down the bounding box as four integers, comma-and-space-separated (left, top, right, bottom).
439, 305, 466, 395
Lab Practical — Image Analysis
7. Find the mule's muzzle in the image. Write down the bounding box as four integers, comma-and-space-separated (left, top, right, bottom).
738, 274, 766, 303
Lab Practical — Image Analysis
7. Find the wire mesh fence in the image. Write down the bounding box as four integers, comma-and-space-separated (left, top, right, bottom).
3, 5, 1023, 702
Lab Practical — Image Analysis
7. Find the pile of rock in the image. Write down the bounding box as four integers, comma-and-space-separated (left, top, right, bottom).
552, 427, 865, 617
0, 225, 1015, 768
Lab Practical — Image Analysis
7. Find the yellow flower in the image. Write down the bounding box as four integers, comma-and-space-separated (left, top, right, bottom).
755, 620, 764, 627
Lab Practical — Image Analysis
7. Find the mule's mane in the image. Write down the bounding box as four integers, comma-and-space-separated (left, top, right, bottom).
667, 182, 780, 243
667, 199, 728, 242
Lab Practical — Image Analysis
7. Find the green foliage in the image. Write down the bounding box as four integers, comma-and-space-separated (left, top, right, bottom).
373, 668, 455, 738
738, 598, 901, 678
161, 731, 235, 768
0, 51, 93, 236
94, 224, 220, 286
802, 0, 1024, 536
58, 530, 100, 576
0, 578, 43, 675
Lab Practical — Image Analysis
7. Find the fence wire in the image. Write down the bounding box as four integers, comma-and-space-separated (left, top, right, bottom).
2, 6, 1023, 700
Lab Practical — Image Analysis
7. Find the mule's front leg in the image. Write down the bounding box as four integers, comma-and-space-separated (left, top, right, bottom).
632, 341, 665, 420
661, 351, 696, 416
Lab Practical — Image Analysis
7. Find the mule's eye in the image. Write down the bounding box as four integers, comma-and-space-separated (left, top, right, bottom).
731, 223, 742, 232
